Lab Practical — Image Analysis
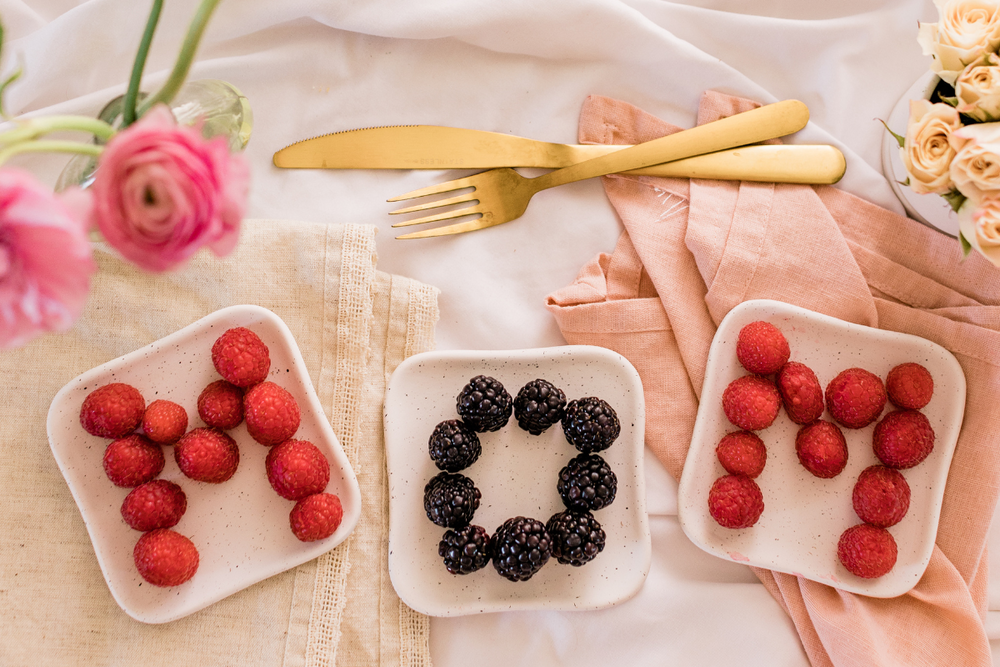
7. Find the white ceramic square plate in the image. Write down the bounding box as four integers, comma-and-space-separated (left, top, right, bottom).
678, 300, 966, 598
384, 345, 650, 617
46, 305, 362, 623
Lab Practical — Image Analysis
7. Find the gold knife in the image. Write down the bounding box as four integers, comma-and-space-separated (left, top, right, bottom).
273, 125, 846, 184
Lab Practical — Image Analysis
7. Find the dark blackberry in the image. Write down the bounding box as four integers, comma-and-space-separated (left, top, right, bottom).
546, 510, 606, 566
456, 375, 512, 432
490, 516, 552, 582
557, 453, 617, 511
513, 379, 567, 435
438, 524, 492, 575
423, 472, 481, 528
561, 396, 621, 453
428, 419, 481, 472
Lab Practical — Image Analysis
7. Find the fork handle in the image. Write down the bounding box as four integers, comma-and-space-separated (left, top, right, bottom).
533, 99, 810, 190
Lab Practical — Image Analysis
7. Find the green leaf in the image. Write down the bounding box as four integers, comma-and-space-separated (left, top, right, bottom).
942, 190, 967, 213
123, 0, 163, 127
0, 63, 22, 119
878, 118, 906, 148
938, 95, 959, 107
959, 230, 973, 257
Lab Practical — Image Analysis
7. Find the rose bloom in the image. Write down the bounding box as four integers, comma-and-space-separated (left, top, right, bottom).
901, 99, 963, 194
0, 168, 95, 348
948, 120, 1000, 202
919, 0, 1000, 83
956, 53, 1000, 120
972, 195, 1000, 245
91, 105, 250, 273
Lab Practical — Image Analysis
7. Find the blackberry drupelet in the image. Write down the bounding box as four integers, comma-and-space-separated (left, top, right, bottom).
438, 524, 492, 575
546, 509, 606, 566
423, 472, 481, 528
557, 453, 618, 511
428, 419, 482, 472
561, 396, 621, 453
490, 516, 552, 582
456, 375, 512, 432
513, 379, 567, 435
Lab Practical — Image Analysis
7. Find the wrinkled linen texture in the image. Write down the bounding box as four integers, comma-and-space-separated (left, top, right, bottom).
546, 93, 1000, 667
0, 220, 438, 667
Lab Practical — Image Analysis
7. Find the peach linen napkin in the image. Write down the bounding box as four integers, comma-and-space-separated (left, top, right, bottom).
545, 93, 1000, 666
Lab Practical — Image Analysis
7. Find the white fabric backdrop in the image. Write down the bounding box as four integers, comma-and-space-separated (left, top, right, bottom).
4, 0, 996, 664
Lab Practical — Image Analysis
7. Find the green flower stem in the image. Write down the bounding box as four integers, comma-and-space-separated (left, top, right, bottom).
0, 139, 102, 166
123, 0, 164, 127
136, 0, 222, 117
0, 115, 116, 146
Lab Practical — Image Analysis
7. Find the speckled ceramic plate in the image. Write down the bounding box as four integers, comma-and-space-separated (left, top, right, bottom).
677, 300, 965, 598
46, 305, 361, 624
384, 346, 650, 616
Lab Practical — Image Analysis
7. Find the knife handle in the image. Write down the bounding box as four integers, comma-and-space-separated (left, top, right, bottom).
626, 144, 845, 184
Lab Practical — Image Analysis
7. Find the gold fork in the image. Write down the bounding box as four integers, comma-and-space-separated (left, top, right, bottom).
388, 99, 809, 239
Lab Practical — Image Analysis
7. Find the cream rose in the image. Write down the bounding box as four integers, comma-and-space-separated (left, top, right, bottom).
972, 195, 1000, 244
918, 0, 1000, 83
956, 53, 1000, 120
901, 99, 963, 194
948, 120, 1000, 202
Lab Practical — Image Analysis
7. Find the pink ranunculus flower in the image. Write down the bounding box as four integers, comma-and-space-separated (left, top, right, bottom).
0, 168, 95, 348
91, 104, 250, 272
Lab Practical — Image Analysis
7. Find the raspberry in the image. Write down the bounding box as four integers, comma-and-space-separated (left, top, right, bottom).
873, 409, 935, 469
121, 479, 188, 531
133, 528, 199, 587
825, 367, 886, 429
289, 492, 344, 542
174, 427, 240, 483
795, 420, 848, 478
561, 396, 621, 453
715, 430, 767, 478
837, 523, 897, 579
456, 375, 512, 432
211, 326, 270, 388
244, 381, 301, 446
80, 382, 145, 439
776, 361, 824, 425
722, 375, 781, 431
103, 434, 164, 487
197, 380, 244, 430
736, 321, 790, 375
141, 400, 188, 445
852, 465, 910, 528
265, 439, 331, 501
886, 363, 934, 410
708, 474, 764, 529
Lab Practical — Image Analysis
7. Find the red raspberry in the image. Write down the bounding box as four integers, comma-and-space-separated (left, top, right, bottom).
837, 523, 897, 579
80, 382, 145, 439
715, 431, 767, 478
211, 327, 270, 388
852, 465, 910, 527
244, 381, 301, 446
825, 368, 886, 429
133, 528, 199, 587
736, 321, 790, 375
707, 474, 764, 529
265, 439, 331, 501
174, 427, 240, 483
121, 479, 188, 531
141, 400, 188, 445
290, 492, 344, 542
886, 363, 934, 410
197, 380, 244, 430
776, 361, 824, 425
795, 420, 848, 478
722, 375, 781, 431
103, 434, 164, 487
873, 409, 935, 469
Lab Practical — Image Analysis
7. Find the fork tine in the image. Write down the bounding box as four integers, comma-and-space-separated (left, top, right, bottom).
385, 176, 476, 202
388, 191, 478, 216
395, 213, 502, 239
390, 204, 481, 228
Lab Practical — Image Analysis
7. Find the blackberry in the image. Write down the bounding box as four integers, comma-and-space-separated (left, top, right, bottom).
423, 472, 481, 528
513, 379, 567, 435
438, 524, 492, 575
546, 510, 606, 566
561, 396, 621, 453
557, 453, 617, 511
490, 516, 552, 582
456, 375, 512, 432
428, 419, 481, 472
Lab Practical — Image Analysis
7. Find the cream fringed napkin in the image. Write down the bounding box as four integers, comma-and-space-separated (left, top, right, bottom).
0, 220, 438, 667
